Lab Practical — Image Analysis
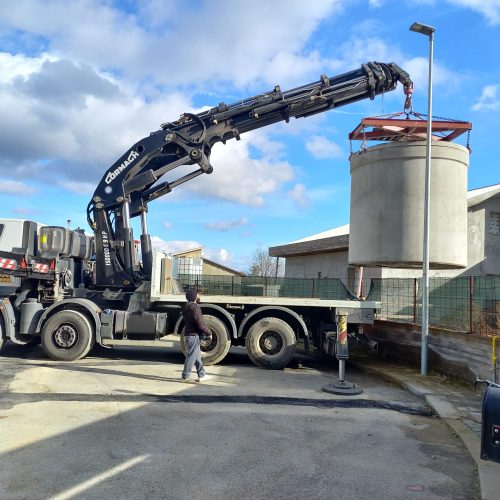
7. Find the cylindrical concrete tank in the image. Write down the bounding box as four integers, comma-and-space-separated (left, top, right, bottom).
348, 141, 469, 269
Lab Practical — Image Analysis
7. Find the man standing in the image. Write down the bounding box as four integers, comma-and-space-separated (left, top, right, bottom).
181, 289, 212, 383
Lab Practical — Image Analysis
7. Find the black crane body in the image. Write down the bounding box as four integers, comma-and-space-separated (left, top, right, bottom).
87, 62, 412, 290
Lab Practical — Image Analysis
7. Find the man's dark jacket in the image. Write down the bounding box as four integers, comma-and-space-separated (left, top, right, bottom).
182, 301, 211, 337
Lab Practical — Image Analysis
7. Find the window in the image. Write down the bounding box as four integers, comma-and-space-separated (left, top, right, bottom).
489, 211, 500, 235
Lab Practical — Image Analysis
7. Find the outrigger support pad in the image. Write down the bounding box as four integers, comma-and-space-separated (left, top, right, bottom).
322, 314, 363, 396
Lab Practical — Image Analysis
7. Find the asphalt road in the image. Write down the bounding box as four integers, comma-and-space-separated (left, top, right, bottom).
0, 341, 480, 500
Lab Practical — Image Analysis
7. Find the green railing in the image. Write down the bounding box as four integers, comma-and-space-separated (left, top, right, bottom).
177, 274, 357, 301
366, 275, 500, 336
177, 274, 499, 336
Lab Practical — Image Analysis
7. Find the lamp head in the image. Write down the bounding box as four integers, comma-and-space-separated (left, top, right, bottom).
410, 22, 436, 36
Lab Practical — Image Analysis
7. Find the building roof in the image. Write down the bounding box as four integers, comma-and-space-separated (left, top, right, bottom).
467, 183, 500, 207
172, 247, 204, 257
269, 224, 349, 258
203, 258, 245, 276
270, 184, 500, 258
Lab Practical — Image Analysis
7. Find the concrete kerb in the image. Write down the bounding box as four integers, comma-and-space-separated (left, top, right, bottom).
348, 358, 499, 500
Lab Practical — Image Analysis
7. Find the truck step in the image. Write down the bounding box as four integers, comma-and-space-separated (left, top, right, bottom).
100, 338, 177, 348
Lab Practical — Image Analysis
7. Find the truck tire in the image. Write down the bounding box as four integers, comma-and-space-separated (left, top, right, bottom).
0, 318, 6, 353
245, 317, 296, 369
41, 310, 95, 361
180, 315, 231, 365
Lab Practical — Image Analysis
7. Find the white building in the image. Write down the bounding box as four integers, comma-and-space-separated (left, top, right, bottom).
269, 184, 500, 285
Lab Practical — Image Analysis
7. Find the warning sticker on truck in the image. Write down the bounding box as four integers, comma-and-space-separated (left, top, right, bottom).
0, 274, 12, 283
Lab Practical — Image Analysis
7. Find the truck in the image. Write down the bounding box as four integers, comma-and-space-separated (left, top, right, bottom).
0, 62, 413, 369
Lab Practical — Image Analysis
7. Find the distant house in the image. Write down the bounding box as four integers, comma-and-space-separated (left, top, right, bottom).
159, 247, 244, 294
171, 247, 245, 277
269, 184, 500, 285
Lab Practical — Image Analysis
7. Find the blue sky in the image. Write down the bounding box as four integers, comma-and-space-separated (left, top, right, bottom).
0, 0, 499, 272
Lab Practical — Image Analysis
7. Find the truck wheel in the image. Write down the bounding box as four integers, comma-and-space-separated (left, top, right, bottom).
41, 310, 95, 361
246, 317, 296, 369
180, 315, 231, 365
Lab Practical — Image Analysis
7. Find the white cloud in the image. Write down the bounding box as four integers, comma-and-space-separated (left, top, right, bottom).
288, 183, 310, 208
151, 236, 201, 255
150, 236, 235, 268
305, 135, 343, 159
186, 131, 295, 206
205, 248, 233, 265
0, 179, 36, 194
0, 52, 193, 180
446, 0, 500, 25
205, 218, 249, 232
1, 0, 345, 88
0, 52, 53, 83
59, 181, 95, 195
162, 221, 173, 230
472, 85, 500, 111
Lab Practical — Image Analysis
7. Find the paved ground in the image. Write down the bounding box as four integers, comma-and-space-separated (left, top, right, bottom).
350, 354, 500, 500
0, 340, 480, 499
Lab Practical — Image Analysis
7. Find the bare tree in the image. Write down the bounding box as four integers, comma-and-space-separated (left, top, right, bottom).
247, 246, 284, 277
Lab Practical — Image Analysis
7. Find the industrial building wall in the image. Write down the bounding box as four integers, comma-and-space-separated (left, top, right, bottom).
464, 197, 500, 276
282, 197, 499, 280
202, 261, 237, 276
284, 252, 350, 279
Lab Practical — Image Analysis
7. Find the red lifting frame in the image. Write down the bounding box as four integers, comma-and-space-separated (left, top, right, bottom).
349, 117, 472, 143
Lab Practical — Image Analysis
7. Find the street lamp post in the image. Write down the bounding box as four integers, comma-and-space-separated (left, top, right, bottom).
410, 22, 435, 376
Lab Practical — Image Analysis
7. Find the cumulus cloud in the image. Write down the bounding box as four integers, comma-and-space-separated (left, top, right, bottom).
0, 51, 302, 207
150, 236, 235, 267
0, 179, 36, 194
150, 236, 202, 255
0, 52, 193, 181
205, 218, 249, 232
305, 135, 343, 159
0, 0, 345, 89
205, 248, 234, 265
446, 0, 500, 25
472, 85, 500, 111
186, 131, 295, 206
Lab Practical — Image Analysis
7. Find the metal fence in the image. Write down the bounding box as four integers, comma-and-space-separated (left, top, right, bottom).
366, 276, 500, 336
177, 274, 500, 336
177, 274, 356, 300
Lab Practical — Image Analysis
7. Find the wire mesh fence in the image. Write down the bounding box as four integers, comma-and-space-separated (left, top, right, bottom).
366, 276, 500, 336
177, 274, 356, 300
177, 274, 499, 336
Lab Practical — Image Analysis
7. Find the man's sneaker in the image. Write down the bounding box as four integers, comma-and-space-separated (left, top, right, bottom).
180, 377, 193, 383
196, 374, 211, 383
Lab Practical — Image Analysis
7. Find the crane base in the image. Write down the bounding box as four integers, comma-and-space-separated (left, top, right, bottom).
322, 381, 363, 396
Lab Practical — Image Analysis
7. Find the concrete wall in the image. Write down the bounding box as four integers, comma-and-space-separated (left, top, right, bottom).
284, 252, 349, 279
463, 196, 500, 276
363, 321, 494, 383
283, 194, 500, 280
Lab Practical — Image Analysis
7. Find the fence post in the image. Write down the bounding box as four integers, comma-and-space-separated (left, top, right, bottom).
469, 275, 474, 334
312, 278, 315, 298
231, 275, 234, 296
413, 278, 418, 324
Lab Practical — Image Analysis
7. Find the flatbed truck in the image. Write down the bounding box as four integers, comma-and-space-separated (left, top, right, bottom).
0, 61, 412, 368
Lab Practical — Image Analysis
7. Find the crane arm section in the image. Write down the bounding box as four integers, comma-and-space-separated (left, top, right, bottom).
87, 62, 412, 289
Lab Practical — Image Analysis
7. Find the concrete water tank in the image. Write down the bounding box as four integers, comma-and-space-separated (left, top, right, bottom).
348, 141, 469, 269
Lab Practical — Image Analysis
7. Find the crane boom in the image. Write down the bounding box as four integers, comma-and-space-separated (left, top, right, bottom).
87, 62, 412, 289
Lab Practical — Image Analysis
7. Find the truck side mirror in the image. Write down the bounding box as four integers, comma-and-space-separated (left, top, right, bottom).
481, 381, 500, 463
